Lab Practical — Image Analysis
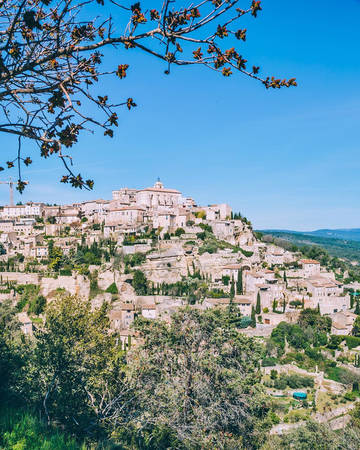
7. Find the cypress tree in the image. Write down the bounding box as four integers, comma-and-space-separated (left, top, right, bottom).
250, 306, 256, 328
355, 299, 360, 315
255, 291, 261, 314
230, 275, 235, 299
350, 293, 354, 309
236, 269, 243, 295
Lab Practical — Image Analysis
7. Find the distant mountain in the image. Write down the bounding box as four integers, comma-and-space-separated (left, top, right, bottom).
308, 229, 360, 242
257, 229, 360, 263
261, 228, 360, 242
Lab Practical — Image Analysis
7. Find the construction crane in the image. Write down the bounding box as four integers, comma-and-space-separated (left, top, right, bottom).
0, 177, 28, 206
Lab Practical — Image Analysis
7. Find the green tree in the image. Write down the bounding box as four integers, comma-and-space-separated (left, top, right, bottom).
27, 295, 126, 437
355, 300, 360, 315
298, 308, 332, 333
352, 316, 360, 337
237, 269, 243, 295
126, 308, 265, 449
0, 300, 27, 404
105, 282, 118, 294
251, 306, 256, 328
174, 228, 185, 237
255, 292, 261, 314
230, 275, 235, 299
29, 295, 47, 315
132, 270, 148, 295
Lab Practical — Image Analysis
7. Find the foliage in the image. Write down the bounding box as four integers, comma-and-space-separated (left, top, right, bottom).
28, 295, 47, 316
273, 373, 314, 390
0, 300, 27, 404
352, 316, 360, 336
126, 308, 267, 449
123, 252, 147, 268
263, 420, 360, 449
105, 282, 118, 295
240, 248, 254, 257
174, 227, 185, 237
262, 357, 278, 367
16, 284, 41, 313
345, 335, 360, 349
198, 223, 213, 233
0, 0, 295, 190
256, 292, 261, 314
26, 295, 126, 436
0, 408, 82, 449
298, 309, 332, 334
132, 270, 148, 295
325, 365, 360, 385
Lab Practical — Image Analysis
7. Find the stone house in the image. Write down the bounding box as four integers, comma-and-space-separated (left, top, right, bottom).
141, 304, 157, 319
300, 259, 320, 278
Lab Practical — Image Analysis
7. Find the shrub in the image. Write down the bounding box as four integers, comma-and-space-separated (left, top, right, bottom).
60, 269, 72, 276
105, 282, 118, 294
262, 357, 278, 367
174, 228, 185, 237
199, 223, 213, 233
195, 210, 206, 219
240, 248, 254, 258
29, 295, 46, 315
328, 335, 344, 349
345, 336, 360, 350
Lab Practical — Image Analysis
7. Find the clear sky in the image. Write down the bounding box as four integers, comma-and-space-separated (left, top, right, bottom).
1, 0, 360, 231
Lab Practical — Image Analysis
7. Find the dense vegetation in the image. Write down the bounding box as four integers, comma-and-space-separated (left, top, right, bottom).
259, 230, 360, 263
2, 296, 360, 448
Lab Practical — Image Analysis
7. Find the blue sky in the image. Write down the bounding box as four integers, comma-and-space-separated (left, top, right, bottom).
1, 0, 360, 230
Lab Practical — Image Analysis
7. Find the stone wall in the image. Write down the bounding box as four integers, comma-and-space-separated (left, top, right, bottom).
40, 275, 90, 298
0, 272, 40, 284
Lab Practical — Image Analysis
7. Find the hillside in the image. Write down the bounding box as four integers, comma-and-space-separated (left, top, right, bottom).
266, 228, 360, 242
259, 230, 360, 263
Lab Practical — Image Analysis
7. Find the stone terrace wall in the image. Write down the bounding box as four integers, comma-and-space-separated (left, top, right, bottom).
40, 275, 90, 298
0, 272, 40, 284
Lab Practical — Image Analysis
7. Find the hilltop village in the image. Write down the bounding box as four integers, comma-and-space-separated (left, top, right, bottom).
0, 180, 356, 340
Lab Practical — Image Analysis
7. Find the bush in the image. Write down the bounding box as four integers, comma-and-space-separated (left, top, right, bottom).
105, 282, 118, 294
326, 365, 360, 385
262, 357, 278, 367
174, 228, 185, 237
196, 232, 206, 241
286, 374, 314, 389
199, 223, 213, 233
29, 295, 46, 315
328, 335, 344, 349
240, 248, 254, 258
345, 336, 360, 350
59, 269, 72, 276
